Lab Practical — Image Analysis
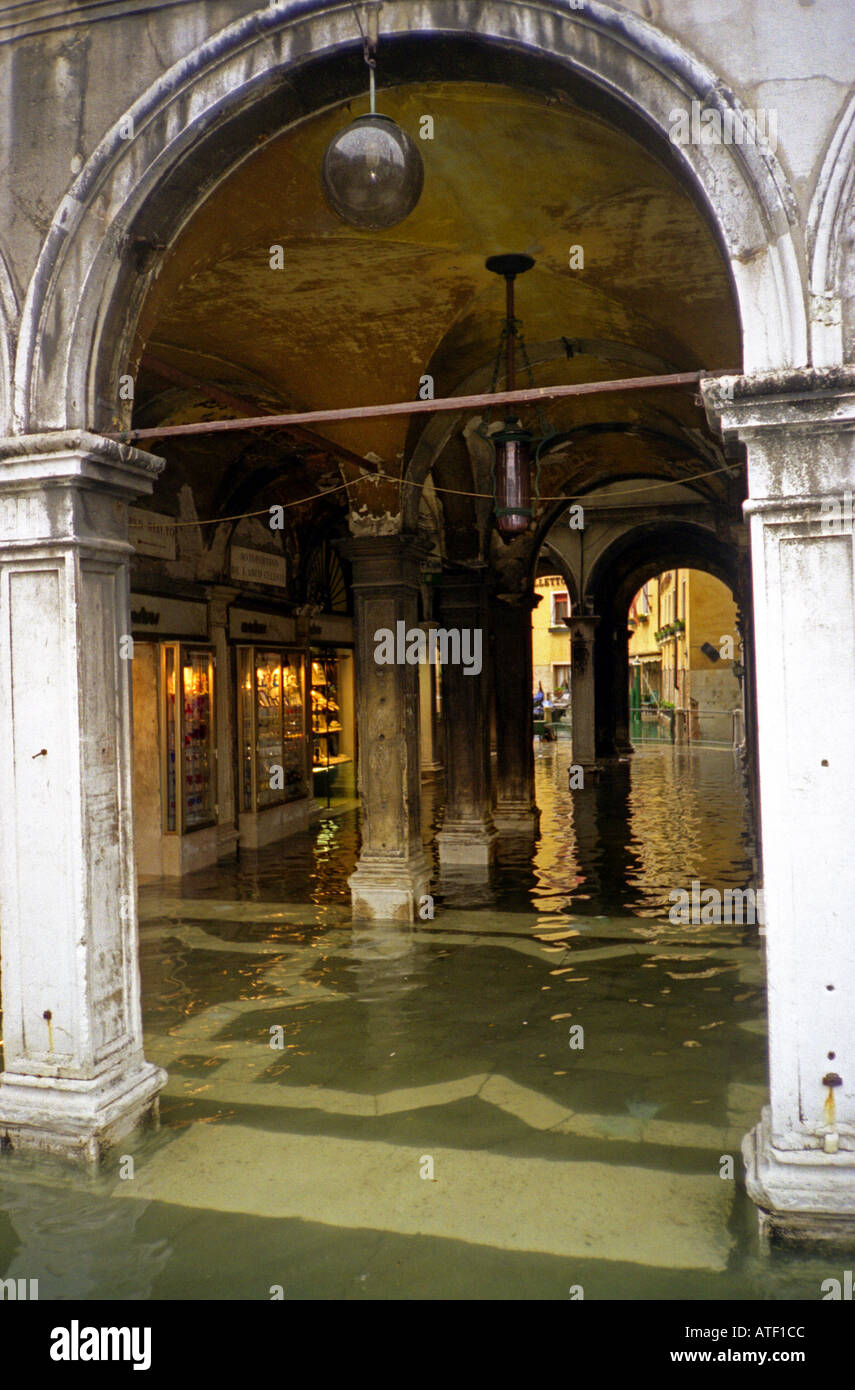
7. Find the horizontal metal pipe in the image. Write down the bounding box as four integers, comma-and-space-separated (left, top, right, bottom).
140, 352, 380, 474
110, 369, 717, 444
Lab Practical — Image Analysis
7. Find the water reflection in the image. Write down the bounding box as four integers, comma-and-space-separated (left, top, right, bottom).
0, 741, 793, 1301
524, 742, 756, 923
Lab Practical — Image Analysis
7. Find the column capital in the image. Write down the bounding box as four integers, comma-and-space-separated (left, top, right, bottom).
701, 369, 855, 503
338, 533, 429, 589
0, 430, 165, 497
493, 589, 542, 612
566, 614, 600, 639
701, 367, 855, 439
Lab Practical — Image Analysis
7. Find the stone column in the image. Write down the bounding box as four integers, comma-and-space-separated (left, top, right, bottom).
436, 572, 497, 866
492, 592, 539, 835
567, 615, 599, 770
206, 585, 239, 860
340, 536, 430, 921
0, 432, 167, 1164
704, 369, 855, 1244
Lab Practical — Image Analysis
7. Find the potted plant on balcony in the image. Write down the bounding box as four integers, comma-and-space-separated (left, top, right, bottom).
674, 618, 686, 634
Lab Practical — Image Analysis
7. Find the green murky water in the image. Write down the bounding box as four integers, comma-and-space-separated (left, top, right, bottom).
0, 746, 843, 1299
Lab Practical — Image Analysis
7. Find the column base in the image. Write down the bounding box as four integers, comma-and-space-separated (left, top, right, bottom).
0, 1060, 167, 1168
743, 1109, 855, 1249
349, 852, 431, 922
492, 802, 540, 836
436, 820, 498, 867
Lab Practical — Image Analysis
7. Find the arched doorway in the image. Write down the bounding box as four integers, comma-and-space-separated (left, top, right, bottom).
1, 0, 852, 1251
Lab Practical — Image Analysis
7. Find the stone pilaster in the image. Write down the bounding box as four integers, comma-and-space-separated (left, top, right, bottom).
0, 431, 167, 1164
567, 615, 599, 770
340, 536, 430, 921
491, 591, 540, 835
436, 572, 497, 866
703, 368, 855, 1244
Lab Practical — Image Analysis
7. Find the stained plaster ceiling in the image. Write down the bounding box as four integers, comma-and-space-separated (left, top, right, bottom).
132, 78, 742, 543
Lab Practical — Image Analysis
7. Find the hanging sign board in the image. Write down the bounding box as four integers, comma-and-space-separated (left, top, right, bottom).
129, 508, 177, 560
230, 546, 288, 589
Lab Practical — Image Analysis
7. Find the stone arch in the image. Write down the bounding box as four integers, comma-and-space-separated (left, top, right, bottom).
808, 89, 855, 366
584, 519, 744, 758
14, 0, 807, 439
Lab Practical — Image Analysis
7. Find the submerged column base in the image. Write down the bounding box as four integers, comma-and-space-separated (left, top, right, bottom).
0, 1060, 166, 1168
492, 801, 540, 837
744, 1109, 855, 1249
436, 820, 498, 867
349, 852, 431, 922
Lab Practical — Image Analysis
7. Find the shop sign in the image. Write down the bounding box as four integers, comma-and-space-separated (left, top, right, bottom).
231, 546, 288, 589
129, 595, 207, 637
311, 614, 353, 644
129, 508, 176, 560
229, 609, 296, 644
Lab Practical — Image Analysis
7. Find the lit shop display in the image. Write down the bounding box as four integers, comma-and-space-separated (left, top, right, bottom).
311, 653, 355, 803
239, 647, 307, 811
161, 644, 216, 833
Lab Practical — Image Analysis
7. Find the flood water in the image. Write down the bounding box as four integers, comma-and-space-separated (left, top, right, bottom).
0, 744, 840, 1300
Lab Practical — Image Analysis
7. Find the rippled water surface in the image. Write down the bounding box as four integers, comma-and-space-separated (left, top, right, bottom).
0, 745, 837, 1300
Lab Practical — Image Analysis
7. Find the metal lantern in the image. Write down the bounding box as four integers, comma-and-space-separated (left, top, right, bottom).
481, 254, 552, 538
492, 419, 534, 535
322, 113, 424, 230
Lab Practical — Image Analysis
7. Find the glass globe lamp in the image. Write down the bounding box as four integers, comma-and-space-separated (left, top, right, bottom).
322, 114, 424, 230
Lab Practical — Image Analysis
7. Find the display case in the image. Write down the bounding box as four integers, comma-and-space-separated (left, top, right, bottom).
311, 652, 355, 804
161, 643, 216, 833
239, 646, 307, 811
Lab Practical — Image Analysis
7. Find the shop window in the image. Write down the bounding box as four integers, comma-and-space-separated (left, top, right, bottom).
311, 652, 355, 804
161, 643, 215, 834
239, 646, 307, 811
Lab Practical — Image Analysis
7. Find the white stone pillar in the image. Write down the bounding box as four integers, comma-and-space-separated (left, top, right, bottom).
704, 370, 855, 1243
0, 432, 167, 1164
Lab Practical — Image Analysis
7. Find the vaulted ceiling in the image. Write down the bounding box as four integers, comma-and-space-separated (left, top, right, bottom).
132, 75, 743, 549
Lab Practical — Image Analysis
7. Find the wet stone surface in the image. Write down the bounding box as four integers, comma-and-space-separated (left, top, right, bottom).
0, 745, 837, 1299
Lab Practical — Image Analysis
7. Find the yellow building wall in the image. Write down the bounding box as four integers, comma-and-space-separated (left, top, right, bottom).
628, 569, 742, 737
532, 575, 572, 695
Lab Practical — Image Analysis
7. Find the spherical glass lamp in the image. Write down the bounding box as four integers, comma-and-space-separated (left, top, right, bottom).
322, 114, 424, 230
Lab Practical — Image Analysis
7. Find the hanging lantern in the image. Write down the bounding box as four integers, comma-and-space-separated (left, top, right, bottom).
480, 254, 553, 539
322, 113, 424, 230
321, 15, 423, 230
492, 419, 534, 535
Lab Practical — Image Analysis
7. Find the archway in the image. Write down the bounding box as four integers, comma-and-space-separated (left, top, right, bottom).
13, 0, 806, 440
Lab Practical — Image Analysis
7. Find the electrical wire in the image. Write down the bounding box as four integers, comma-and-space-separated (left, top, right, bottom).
169, 460, 744, 527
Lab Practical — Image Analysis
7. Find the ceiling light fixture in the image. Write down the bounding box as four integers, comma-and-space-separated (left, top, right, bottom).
480, 254, 556, 538
321, 4, 424, 230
